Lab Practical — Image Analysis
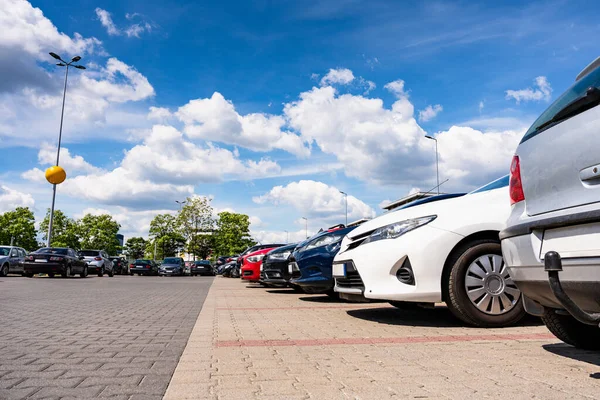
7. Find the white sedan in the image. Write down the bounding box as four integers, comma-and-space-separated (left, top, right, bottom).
333, 176, 526, 327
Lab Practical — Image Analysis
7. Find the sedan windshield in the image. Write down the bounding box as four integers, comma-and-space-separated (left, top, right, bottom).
163, 258, 180, 264
0, 247, 10, 256
469, 175, 509, 194
36, 248, 68, 255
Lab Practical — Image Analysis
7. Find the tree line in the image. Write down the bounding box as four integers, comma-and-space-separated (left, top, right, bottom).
124, 196, 256, 260
1, 196, 255, 260
0, 207, 121, 254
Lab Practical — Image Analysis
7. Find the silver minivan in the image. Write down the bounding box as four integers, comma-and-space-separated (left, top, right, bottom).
501, 57, 600, 350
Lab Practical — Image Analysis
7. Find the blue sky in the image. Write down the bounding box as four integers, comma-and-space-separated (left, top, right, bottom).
1, 0, 599, 242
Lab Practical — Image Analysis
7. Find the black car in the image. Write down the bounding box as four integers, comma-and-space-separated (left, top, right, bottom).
221, 260, 237, 277
23, 247, 88, 278
261, 243, 298, 287
109, 256, 127, 275
129, 259, 159, 276
191, 260, 214, 276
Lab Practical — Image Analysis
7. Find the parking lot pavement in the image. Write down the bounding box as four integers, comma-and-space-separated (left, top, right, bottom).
165, 277, 600, 400
0, 274, 213, 400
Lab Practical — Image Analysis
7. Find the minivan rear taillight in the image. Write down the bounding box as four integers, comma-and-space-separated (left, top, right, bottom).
509, 155, 525, 205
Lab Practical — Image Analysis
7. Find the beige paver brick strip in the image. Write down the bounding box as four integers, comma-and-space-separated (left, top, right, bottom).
164, 277, 600, 399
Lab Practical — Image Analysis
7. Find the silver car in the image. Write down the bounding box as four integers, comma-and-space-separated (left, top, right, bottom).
0, 246, 27, 276
79, 249, 114, 277
501, 56, 600, 350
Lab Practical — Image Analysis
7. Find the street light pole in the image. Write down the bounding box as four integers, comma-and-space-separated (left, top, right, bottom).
301, 217, 308, 239
46, 53, 85, 247
284, 230, 289, 243
339, 191, 348, 226
176, 200, 187, 211
425, 135, 440, 194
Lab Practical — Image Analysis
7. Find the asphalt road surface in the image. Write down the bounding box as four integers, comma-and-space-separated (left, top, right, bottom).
0, 274, 213, 399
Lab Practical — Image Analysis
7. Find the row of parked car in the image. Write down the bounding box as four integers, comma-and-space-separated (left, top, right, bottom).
0, 246, 129, 278
128, 258, 215, 276
225, 57, 600, 351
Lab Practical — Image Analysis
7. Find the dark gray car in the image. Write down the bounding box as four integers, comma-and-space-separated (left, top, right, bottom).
0, 246, 27, 276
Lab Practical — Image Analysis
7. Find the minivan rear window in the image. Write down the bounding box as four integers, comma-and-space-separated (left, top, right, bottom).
522, 65, 600, 143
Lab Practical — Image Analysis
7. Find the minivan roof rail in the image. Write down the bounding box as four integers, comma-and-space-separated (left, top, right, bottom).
576, 56, 600, 81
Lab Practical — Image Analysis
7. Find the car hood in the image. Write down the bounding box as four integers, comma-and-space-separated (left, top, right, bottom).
348, 187, 509, 239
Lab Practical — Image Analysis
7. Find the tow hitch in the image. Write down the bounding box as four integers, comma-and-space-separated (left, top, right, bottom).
544, 251, 600, 327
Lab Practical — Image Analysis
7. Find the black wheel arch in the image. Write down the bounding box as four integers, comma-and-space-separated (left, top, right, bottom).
441, 230, 501, 303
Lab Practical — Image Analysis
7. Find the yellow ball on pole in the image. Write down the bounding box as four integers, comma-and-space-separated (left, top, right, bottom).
45, 166, 66, 185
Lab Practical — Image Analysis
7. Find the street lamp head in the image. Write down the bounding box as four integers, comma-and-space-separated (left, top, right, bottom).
74, 65, 86, 70
425, 135, 435, 140
49, 52, 62, 60
339, 191, 346, 195
56, 63, 66, 66
71, 56, 81, 62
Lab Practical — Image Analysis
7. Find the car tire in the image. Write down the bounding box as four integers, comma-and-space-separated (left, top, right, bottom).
108, 269, 114, 277
542, 309, 600, 350
388, 301, 421, 310
445, 240, 526, 328
80, 266, 88, 278
61, 265, 71, 278
48, 272, 55, 278
98, 268, 104, 277
0, 263, 8, 277
24, 272, 34, 278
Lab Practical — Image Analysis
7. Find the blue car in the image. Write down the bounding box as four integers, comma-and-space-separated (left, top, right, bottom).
289, 226, 357, 296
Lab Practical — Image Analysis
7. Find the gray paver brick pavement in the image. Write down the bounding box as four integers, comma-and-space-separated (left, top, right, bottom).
0, 274, 212, 399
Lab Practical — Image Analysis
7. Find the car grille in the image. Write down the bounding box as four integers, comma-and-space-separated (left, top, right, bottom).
345, 229, 375, 250
336, 270, 364, 289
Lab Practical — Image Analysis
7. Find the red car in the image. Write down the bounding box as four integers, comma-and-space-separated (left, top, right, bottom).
241, 247, 280, 282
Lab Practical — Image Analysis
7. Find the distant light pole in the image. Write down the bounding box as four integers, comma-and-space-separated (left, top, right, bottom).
284, 230, 289, 243
176, 200, 187, 211
425, 135, 440, 194
339, 191, 348, 226
301, 217, 308, 239
46, 52, 86, 247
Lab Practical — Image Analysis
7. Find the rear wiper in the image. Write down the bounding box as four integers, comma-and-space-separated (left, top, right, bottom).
535, 86, 600, 132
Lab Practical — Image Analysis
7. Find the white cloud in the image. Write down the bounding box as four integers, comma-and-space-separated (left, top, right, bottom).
147, 106, 173, 121
418, 104, 443, 122
320, 68, 355, 86
1, 0, 102, 59
249, 216, 263, 228
37, 143, 103, 174
40, 125, 283, 208
95, 7, 153, 38
408, 187, 421, 195
252, 180, 376, 224
176, 92, 309, 157
0, 184, 35, 212
252, 229, 307, 244
479, 101, 485, 113
505, 76, 552, 103
95, 8, 120, 36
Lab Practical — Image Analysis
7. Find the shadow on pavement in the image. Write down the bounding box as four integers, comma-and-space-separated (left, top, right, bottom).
543, 343, 600, 376
298, 295, 342, 303
265, 289, 298, 294
347, 306, 543, 328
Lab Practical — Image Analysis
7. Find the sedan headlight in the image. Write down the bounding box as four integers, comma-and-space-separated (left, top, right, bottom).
362, 215, 436, 245
268, 251, 291, 261
247, 254, 265, 263
304, 234, 344, 251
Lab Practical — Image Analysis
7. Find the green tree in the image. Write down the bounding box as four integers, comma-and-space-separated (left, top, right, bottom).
212, 211, 256, 256
0, 207, 38, 250
148, 214, 185, 259
39, 209, 80, 249
124, 237, 147, 259
78, 214, 121, 255
176, 197, 214, 260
